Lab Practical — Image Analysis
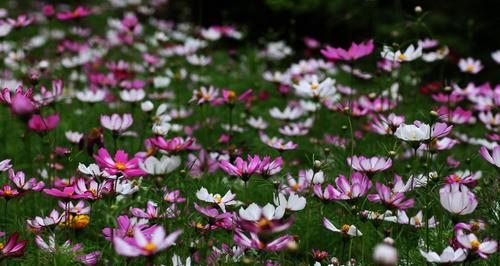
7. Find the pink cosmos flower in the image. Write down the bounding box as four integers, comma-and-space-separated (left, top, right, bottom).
8, 169, 44, 192
458, 57, 483, 74
6, 14, 34, 28
437, 106, 475, 124
150, 136, 198, 153
321, 39, 374, 61
43, 186, 81, 199
257, 156, 283, 177
0, 184, 19, 199
327, 172, 372, 200
190, 86, 219, 105
93, 148, 146, 177
479, 146, 499, 168
219, 155, 261, 181
28, 113, 60, 132
102, 215, 157, 242
0, 232, 27, 257
234, 229, 293, 251
56, 6, 93, 21
368, 182, 415, 209
73, 178, 113, 200
113, 226, 182, 257
26, 209, 64, 232
259, 132, 298, 151
100, 113, 133, 134
0, 159, 12, 172
193, 203, 235, 230
162, 186, 186, 203
347, 155, 392, 174
186, 150, 219, 177
457, 233, 497, 259
130, 201, 178, 219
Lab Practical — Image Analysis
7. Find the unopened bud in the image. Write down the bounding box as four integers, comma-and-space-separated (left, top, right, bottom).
313, 160, 322, 170
368, 92, 377, 99
388, 150, 397, 157
444, 86, 452, 92
430, 110, 438, 117
415, 6, 422, 13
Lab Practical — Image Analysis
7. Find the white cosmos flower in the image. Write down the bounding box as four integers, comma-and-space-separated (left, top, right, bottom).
273, 193, 306, 211
381, 44, 422, 62
196, 187, 236, 212
420, 246, 467, 264
269, 106, 304, 120
373, 243, 398, 266
492, 50, 500, 64
65, 131, 84, 144
458, 57, 483, 74
238, 203, 285, 221
139, 155, 181, 175
75, 89, 106, 103
246, 116, 268, 130
78, 163, 117, 179
120, 89, 145, 102
323, 217, 362, 237
394, 123, 431, 141
293, 75, 336, 100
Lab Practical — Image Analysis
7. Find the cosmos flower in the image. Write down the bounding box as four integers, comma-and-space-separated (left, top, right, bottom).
346, 155, 392, 173
458, 57, 483, 74
233, 230, 294, 251
368, 182, 414, 209
439, 184, 477, 215
321, 39, 374, 61
420, 246, 467, 264
196, 187, 236, 213
139, 155, 181, 176
381, 44, 422, 62
479, 146, 499, 168
28, 113, 60, 132
113, 226, 182, 257
0, 232, 27, 257
323, 217, 362, 237
100, 113, 133, 134
93, 148, 146, 177
456, 233, 497, 259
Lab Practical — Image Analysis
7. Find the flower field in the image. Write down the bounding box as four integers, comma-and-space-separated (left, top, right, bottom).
0, 1, 498, 265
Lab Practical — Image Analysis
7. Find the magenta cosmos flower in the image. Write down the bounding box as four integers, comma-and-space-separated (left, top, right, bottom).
368, 182, 415, 209
234, 229, 294, 251
219, 155, 261, 181
0, 232, 27, 257
113, 226, 182, 257
321, 39, 374, 61
479, 146, 499, 168
8, 169, 44, 192
150, 136, 198, 153
347, 155, 392, 174
56, 6, 93, 20
325, 172, 372, 200
102, 215, 157, 242
28, 113, 60, 132
94, 148, 145, 177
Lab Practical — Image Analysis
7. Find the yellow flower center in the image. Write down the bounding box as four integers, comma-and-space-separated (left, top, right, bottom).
227, 90, 236, 100
310, 84, 319, 90
341, 224, 351, 233
471, 222, 480, 231
471, 240, 480, 250
292, 183, 301, 191
115, 162, 126, 171
466, 65, 474, 72
257, 218, 271, 228
196, 223, 204, 229
0, 243, 4, 250
3, 189, 12, 196
398, 54, 407, 61
413, 216, 421, 226
143, 242, 157, 252
213, 195, 222, 203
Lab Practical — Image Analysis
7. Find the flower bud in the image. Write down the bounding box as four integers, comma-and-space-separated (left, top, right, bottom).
415, 6, 422, 13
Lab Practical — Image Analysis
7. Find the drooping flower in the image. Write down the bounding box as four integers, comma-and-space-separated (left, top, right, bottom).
100, 113, 133, 134
233, 229, 294, 251
28, 113, 60, 132
396, 210, 436, 228
346, 155, 392, 174
0, 232, 27, 257
420, 246, 467, 264
479, 146, 499, 168
439, 184, 477, 215
139, 155, 181, 176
